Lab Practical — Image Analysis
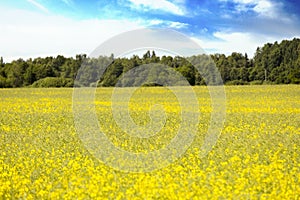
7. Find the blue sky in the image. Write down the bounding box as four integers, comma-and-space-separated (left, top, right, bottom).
1, 0, 300, 61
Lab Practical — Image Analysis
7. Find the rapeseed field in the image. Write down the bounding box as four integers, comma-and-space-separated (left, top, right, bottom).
0, 85, 299, 199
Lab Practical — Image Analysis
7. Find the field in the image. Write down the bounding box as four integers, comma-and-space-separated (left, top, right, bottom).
0, 85, 299, 199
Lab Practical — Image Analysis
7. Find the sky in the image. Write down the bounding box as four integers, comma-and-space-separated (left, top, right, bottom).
1, 0, 300, 61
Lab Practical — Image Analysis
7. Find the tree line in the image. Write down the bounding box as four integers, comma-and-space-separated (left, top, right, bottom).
0, 38, 299, 88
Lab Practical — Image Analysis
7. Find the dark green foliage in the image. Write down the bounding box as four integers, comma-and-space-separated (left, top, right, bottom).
31, 77, 73, 88
0, 54, 84, 88
250, 80, 263, 85
226, 80, 250, 85
0, 38, 300, 87
252, 38, 300, 84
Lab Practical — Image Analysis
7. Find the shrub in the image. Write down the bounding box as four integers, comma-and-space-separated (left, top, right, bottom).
226, 80, 249, 85
31, 77, 73, 88
250, 80, 263, 85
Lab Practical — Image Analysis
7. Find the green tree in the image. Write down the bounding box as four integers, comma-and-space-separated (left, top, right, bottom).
0, 57, 3, 68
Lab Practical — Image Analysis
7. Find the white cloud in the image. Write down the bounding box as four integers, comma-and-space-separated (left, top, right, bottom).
128, 0, 185, 15
148, 19, 164, 26
232, 0, 257, 4
253, 0, 278, 18
0, 7, 143, 62
169, 21, 188, 29
218, 0, 299, 37
191, 31, 290, 58
142, 19, 188, 29
220, 0, 283, 19
26, 0, 49, 13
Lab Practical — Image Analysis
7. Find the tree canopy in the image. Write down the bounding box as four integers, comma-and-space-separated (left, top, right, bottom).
0, 38, 299, 88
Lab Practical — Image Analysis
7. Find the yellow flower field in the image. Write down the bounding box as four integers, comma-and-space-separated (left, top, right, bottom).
0, 85, 299, 199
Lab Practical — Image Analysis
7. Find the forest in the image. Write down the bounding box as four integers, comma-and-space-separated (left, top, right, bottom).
0, 38, 299, 88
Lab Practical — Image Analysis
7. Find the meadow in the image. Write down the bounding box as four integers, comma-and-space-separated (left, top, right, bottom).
0, 85, 299, 199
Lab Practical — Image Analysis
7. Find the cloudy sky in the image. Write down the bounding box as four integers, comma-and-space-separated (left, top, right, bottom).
1, 0, 300, 61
